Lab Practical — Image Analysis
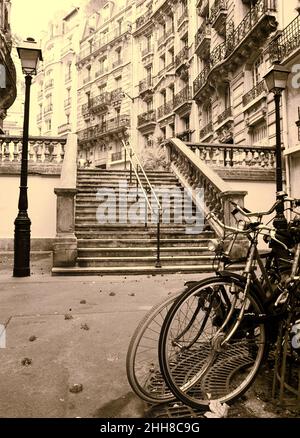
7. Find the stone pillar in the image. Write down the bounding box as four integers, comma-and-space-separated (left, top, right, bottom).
53, 133, 78, 267
53, 188, 78, 267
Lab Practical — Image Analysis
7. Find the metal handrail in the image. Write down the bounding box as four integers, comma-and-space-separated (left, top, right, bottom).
121, 139, 162, 268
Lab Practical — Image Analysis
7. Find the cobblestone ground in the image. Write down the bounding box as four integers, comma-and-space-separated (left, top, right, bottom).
0, 253, 299, 418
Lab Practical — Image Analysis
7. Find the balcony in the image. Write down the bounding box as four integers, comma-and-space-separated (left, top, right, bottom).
139, 77, 153, 94
111, 150, 124, 162
158, 25, 174, 48
61, 42, 73, 57
45, 79, 54, 90
210, 0, 228, 36
78, 115, 130, 143
95, 67, 108, 78
217, 106, 233, 126
200, 121, 213, 139
90, 92, 111, 113
157, 99, 174, 120
64, 97, 71, 108
242, 80, 266, 107
135, 9, 152, 31
175, 46, 189, 74
195, 21, 211, 59
268, 14, 300, 63
38, 91, 43, 100
37, 113, 42, 123
110, 88, 124, 103
58, 123, 72, 136
142, 45, 154, 59
197, 0, 209, 17
137, 109, 156, 134
43, 104, 53, 115
193, 0, 277, 99
173, 86, 192, 117
177, 9, 188, 29
112, 59, 123, 69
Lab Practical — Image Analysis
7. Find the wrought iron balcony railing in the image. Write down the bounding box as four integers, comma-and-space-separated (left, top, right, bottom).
174, 85, 192, 108
136, 9, 152, 29
200, 121, 213, 138
217, 106, 233, 125
95, 66, 108, 77
139, 77, 153, 93
78, 115, 130, 142
157, 61, 174, 78
158, 25, 174, 46
175, 45, 189, 68
138, 109, 156, 126
157, 100, 174, 119
91, 92, 111, 110
37, 113, 42, 123
111, 150, 123, 162
45, 79, 54, 90
110, 87, 123, 102
268, 13, 300, 63
58, 123, 72, 135
194, 0, 277, 96
195, 21, 211, 49
210, 0, 228, 26
242, 80, 266, 106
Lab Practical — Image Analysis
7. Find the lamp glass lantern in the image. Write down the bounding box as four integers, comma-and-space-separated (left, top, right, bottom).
264, 64, 290, 93
17, 38, 43, 76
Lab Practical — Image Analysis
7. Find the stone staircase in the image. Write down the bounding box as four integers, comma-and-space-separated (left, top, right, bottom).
52, 168, 215, 275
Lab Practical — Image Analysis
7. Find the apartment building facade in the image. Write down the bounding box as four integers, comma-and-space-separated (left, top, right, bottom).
0, 0, 16, 133
31, 7, 82, 138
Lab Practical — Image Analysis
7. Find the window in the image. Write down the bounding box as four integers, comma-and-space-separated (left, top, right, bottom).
251, 121, 268, 145
99, 56, 107, 74
45, 119, 52, 132
252, 55, 264, 86
115, 76, 122, 89
224, 84, 231, 109
98, 83, 106, 95
204, 103, 212, 124
147, 99, 153, 112
103, 5, 109, 22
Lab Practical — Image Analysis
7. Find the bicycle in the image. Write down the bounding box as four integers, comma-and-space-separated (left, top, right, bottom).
158, 195, 300, 408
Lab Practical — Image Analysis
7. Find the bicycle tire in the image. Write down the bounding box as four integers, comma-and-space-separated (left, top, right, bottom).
159, 276, 267, 408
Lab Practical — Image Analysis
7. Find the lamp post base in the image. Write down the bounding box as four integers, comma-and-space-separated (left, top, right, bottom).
13, 212, 31, 278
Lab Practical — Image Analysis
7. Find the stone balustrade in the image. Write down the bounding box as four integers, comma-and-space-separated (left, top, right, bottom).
188, 143, 276, 169
165, 138, 247, 234
0, 136, 66, 166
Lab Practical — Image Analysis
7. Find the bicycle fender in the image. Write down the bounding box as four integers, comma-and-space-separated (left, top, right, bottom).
216, 270, 265, 304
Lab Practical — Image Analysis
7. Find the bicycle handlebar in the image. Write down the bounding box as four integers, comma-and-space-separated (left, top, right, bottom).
230, 195, 300, 219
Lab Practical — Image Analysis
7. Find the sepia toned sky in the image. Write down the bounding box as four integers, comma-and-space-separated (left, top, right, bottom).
11, 0, 83, 39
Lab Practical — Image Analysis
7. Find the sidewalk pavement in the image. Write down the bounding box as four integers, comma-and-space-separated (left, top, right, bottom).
0, 254, 296, 418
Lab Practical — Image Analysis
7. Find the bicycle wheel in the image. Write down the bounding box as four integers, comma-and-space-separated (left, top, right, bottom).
159, 276, 267, 408
126, 281, 206, 404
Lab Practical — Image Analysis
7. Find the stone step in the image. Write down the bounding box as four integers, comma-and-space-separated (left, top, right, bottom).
52, 264, 214, 276
77, 255, 214, 267
75, 224, 205, 232
77, 247, 210, 257
77, 238, 212, 248
77, 170, 174, 176
76, 186, 185, 193
75, 230, 213, 239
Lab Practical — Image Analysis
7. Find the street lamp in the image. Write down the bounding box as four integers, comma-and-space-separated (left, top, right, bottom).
13, 38, 43, 277
264, 63, 290, 231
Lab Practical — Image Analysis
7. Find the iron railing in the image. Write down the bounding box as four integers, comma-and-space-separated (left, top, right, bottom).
200, 121, 213, 138
112, 59, 123, 69
137, 109, 156, 126
64, 97, 71, 108
136, 9, 152, 29
175, 45, 189, 68
242, 80, 266, 106
268, 13, 300, 63
78, 115, 130, 142
44, 104, 53, 114
195, 21, 211, 48
157, 99, 174, 119
174, 85, 192, 108
142, 46, 153, 57
210, 0, 228, 26
139, 77, 153, 93
217, 106, 233, 124
194, 0, 277, 96
122, 139, 162, 268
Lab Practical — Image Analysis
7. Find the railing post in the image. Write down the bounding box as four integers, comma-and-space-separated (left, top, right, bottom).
53, 133, 78, 268
155, 209, 162, 268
